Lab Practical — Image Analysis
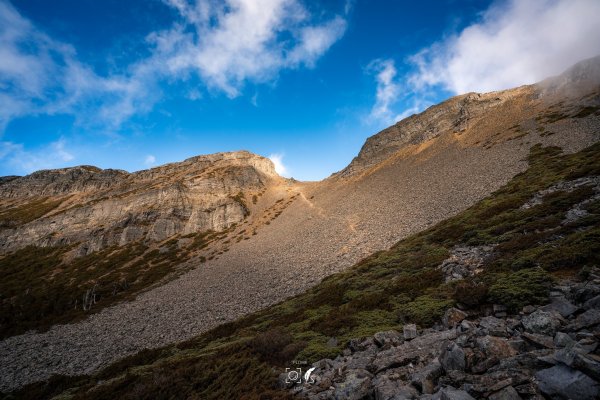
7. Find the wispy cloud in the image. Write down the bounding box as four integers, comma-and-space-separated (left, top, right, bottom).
0, 137, 74, 174
0, 0, 347, 132
408, 0, 600, 94
158, 0, 347, 97
268, 153, 288, 176
0, 1, 157, 132
366, 0, 600, 128
144, 154, 157, 166
367, 59, 401, 125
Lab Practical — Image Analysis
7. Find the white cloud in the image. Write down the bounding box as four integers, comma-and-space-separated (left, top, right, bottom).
144, 154, 157, 166
268, 153, 288, 176
0, 137, 74, 173
367, 59, 401, 125
158, 0, 347, 97
408, 0, 600, 94
0, 0, 347, 132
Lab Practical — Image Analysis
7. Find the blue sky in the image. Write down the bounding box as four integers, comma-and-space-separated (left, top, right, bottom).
1, 0, 599, 180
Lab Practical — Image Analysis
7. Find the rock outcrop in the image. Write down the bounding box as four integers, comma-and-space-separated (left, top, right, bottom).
0, 151, 279, 254
285, 274, 600, 400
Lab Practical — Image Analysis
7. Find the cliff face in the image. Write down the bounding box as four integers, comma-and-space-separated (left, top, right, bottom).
0, 151, 279, 254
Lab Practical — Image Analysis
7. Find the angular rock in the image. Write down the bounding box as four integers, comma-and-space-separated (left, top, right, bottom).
521, 305, 536, 314
536, 365, 600, 400
521, 310, 560, 336
488, 386, 522, 400
521, 332, 555, 349
554, 348, 600, 381
374, 330, 403, 348
570, 309, 600, 330
440, 342, 466, 372
411, 359, 443, 394
583, 294, 600, 310
438, 386, 476, 400
404, 324, 418, 340
373, 330, 457, 373
541, 296, 578, 318
577, 337, 598, 353
554, 332, 575, 348
476, 336, 516, 360
478, 316, 507, 337
372, 374, 418, 400
443, 308, 468, 328
333, 369, 373, 400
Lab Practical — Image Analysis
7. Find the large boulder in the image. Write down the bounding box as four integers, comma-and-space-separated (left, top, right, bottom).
535, 365, 600, 400
478, 316, 508, 337
411, 359, 443, 394
476, 336, 516, 360
443, 308, 468, 328
570, 309, 600, 330
440, 342, 466, 372
541, 296, 578, 318
404, 324, 418, 340
522, 310, 560, 336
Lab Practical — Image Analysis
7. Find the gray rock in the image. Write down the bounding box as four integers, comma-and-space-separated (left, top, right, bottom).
571, 308, 600, 329
488, 386, 522, 400
411, 360, 444, 394
479, 316, 507, 337
333, 369, 373, 400
521, 305, 536, 314
577, 337, 598, 353
440, 342, 466, 372
438, 386, 476, 400
373, 374, 419, 400
476, 336, 516, 359
583, 294, 600, 310
521, 332, 555, 349
443, 308, 467, 328
541, 296, 578, 318
554, 332, 575, 348
536, 365, 600, 400
521, 310, 560, 336
554, 348, 600, 381
374, 330, 404, 348
404, 324, 418, 340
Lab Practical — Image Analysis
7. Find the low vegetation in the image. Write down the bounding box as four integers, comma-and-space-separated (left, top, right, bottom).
4, 141, 600, 399
0, 197, 63, 228
0, 238, 194, 339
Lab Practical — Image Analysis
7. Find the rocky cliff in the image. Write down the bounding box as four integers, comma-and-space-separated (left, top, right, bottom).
0, 151, 279, 254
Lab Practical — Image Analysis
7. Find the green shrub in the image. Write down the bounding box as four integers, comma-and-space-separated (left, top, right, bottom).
488, 267, 552, 311
397, 295, 453, 326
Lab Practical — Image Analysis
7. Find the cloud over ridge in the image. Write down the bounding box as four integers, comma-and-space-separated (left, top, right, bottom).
409, 0, 600, 94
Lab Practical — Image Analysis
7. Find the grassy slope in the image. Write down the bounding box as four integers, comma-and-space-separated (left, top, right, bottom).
0, 231, 226, 339
4, 142, 600, 400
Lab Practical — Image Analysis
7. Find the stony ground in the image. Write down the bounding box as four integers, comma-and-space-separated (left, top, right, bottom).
284, 272, 600, 400
1, 80, 599, 392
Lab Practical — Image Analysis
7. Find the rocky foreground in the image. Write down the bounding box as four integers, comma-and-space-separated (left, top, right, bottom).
284, 272, 600, 400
